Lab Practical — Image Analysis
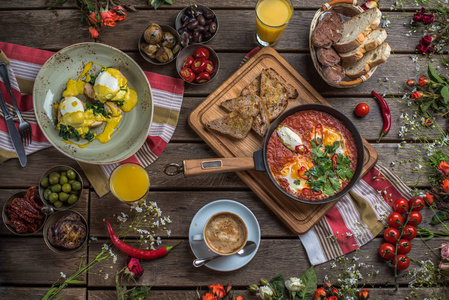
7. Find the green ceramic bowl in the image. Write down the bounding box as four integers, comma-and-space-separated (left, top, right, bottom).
33, 42, 153, 164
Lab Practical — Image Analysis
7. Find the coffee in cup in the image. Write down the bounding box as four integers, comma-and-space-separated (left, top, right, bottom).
203, 212, 248, 255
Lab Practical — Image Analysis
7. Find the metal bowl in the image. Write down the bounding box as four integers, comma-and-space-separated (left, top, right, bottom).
39, 165, 83, 211
175, 5, 219, 44
2, 190, 47, 236
176, 44, 220, 85
138, 24, 182, 65
43, 210, 88, 254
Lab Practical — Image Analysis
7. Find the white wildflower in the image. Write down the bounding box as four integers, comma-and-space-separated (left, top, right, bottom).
285, 277, 305, 292
60, 272, 66, 278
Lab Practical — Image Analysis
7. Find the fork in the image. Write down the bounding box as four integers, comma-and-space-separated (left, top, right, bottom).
0, 62, 32, 145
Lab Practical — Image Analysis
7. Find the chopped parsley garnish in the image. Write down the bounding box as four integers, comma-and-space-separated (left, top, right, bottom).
84, 131, 95, 142
306, 139, 354, 196
86, 100, 110, 118
112, 99, 124, 106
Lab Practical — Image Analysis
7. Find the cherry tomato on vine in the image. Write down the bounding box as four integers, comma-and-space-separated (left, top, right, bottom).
407, 211, 422, 226
402, 224, 417, 240
394, 198, 409, 214
393, 254, 410, 270
379, 243, 395, 259
424, 193, 434, 205
387, 212, 404, 228
384, 227, 400, 244
397, 239, 412, 254
410, 197, 425, 211
355, 103, 370, 117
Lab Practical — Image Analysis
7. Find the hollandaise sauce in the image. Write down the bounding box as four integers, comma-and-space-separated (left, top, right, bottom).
109, 163, 150, 202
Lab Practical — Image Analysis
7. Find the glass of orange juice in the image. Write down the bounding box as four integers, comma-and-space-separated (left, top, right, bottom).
255, 0, 293, 47
109, 163, 150, 204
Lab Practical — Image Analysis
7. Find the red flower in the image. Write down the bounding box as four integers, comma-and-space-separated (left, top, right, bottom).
442, 178, 449, 193
125, 256, 144, 279
411, 91, 423, 100
89, 27, 99, 38
359, 289, 370, 300
417, 43, 429, 54
314, 287, 327, 299
422, 13, 434, 25
202, 293, 217, 300
413, 14, 423, 23
236, 297, 243, 300
101, 9, 117, 27
421, 35, 433, 46
88, 11, 100, 25
112, 5, 127, 21
424, 118, 434, 127
209, 284, 226, 298
406, 79, 417, 87
439, 161, 449, 176
418, 76, 429, 87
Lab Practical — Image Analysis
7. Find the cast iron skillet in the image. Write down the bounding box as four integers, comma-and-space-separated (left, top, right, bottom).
164, 103, 364, 205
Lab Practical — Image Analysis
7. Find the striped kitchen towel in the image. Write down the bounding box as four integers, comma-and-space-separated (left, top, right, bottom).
0, 42, 184, 196
299, 164, 412, 265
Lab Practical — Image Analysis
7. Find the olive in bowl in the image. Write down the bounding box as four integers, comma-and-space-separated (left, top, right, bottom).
39, 165, 83, 210
175, 5, 218, 44
139, 23, 182, 65
176, 44, 220, 85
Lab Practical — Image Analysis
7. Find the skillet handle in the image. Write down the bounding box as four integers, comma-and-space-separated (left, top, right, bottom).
182, 157, 255, 177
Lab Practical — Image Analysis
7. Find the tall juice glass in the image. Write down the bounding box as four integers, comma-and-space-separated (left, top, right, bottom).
109, 163, 150, 204
255, 0, 293, 47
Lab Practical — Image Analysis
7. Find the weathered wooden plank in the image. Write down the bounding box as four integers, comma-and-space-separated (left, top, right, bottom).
89, 191, 294, 238
0, 10, 425, 52
0, 188, 89, 236
0, 0, 425, 10
0, 287, 86, 300
0, 237, 87, 285
87, 237, 445, 287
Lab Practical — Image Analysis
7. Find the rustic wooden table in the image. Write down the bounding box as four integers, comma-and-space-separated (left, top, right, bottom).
1, 0, 448, 299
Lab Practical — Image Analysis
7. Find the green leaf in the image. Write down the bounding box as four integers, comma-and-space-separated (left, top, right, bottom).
298, 266, 317, 300
48, 0, 68, 9
293, 180, 301, 185
269, 274, 286, 299
329, 177, 341, 190
430, 210, 449, 225
441, 86, 449, 104
428, 65, 445, 84
66, 279, 85, 284
164, 0, 173, 4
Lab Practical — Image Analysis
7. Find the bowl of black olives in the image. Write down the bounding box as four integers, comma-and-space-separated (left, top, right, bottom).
139, 23, 182, 65
39, 165, 83, 211
176, 5, 218, 44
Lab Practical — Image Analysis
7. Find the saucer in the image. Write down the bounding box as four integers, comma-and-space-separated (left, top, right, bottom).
189, 199, 261, 271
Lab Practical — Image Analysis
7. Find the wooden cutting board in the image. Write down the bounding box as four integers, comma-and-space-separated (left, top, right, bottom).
188, 47, 378, 234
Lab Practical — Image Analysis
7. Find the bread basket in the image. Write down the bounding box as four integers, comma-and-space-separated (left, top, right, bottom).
310, 0, 378, 88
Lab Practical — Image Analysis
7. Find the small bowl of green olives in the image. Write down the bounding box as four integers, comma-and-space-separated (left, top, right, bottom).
39, 165, 83, 211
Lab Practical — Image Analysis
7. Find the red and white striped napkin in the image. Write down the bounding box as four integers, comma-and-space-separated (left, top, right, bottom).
0, 42, 184, 196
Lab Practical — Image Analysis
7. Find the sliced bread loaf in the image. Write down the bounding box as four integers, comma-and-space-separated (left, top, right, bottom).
343, 42, 391, 80
334, 8, 382, 53
221, 94, 260, 118
339, 29, 387, 64
311, 11, 343, 48
317, 47, 341, 66
206, 112, 253, 139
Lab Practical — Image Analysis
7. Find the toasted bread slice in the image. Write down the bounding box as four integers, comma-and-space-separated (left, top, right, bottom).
343, 42, 391, 80
260, 69, 289, 121
339, 29, 387, 64
334, 8, 382, 53
252, 99, 270, 137
265, 68, 298, 99
206, 112, 253, 139
221, 94, 260, 118
240, 76, 261, 97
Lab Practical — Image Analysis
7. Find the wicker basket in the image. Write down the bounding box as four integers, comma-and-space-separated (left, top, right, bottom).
310, 0, 377, 88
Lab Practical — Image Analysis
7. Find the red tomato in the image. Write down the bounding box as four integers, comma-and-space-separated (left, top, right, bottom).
378, 243, 395, 259
424, 193, 434, 205
182, 56, 194, 69
410, 197, 425, 211
355, 103, 370, 117
402, 224, 417, 240
393, 254, 410, 270
407, 211, 422, 226
394, 198, 409, 213
397, 239, 412, 254
194, 47, 210, 60
384, 227, 400, 243
387, 212, 404, 228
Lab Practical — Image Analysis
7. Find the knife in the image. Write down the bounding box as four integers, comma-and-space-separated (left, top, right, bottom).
0, 92, 26, 167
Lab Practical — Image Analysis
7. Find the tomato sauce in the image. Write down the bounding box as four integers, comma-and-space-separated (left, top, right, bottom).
266, 110, 358, 201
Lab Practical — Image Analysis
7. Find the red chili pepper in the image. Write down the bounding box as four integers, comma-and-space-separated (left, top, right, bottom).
194, 47, 210, 60
298, 166, 311, 180
332, 153, 338, 171
180, 67, 195, 82
195, 72, 211, 84
302, 188, 322, 197
295, 144, 307, 153
105, 220, 180, 260
314, 124, 323, 145
372, 91, 391, 142
205, 60, 214, 74
183, 56, 194, 69
191, 58, 207, 73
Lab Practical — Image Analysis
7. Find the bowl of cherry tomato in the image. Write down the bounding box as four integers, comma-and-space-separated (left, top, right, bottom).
176, 44, 219, 85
